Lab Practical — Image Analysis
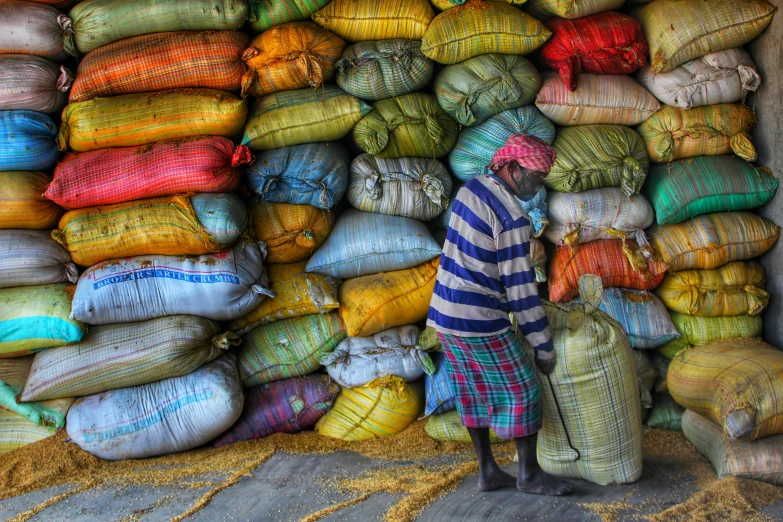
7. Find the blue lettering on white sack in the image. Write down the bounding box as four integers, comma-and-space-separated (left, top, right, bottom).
93, 269, 240, 290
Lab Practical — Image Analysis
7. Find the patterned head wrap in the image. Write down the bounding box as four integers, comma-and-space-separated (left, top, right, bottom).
490, 134, 557, 174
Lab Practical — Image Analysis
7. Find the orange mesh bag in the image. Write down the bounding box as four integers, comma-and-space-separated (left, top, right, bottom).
249, 201, 333, 264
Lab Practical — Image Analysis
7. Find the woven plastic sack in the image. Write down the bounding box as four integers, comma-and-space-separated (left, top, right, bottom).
340, 258, 438, 337
0, 357, 72, 428
353, 93, 457, 159
0, 111, 59, 172
633, 0, 775, 74
69, 31, 248, 103
241, 22, 345, 97
656, 313, 762, 360
424, 352, 456, 416
549, 239, 668, 303
53, 193, 247, 267
421, 0, 551, 65
0, 55, 71, 113
541, 12, 648, 92
634, 350, 656, 411
648, 394, 684, 431
59, 89, 247, 152
0, 283, 86, 358
435, 54, 541, 127
336, 40, 434, 102
449, 106, 555, 182
426, 410, 503, 442
65, 0, 248, 54
249, 201, 333, 264
637, 49, 761, 110
0, 409, 58, 453
546, 125, 649, 197
70, 240, 271, 325
656, 262, 768, 318
307, 210, 441, 279
0, 171, 62, 230
67, 355, 243, 460
243, 85, 371, 151
229, 261, 340, 336
239, 312, 345, 387
431, 0, 524, 9
249, 0, 330, 32
246, 143, 349, 209
0, 1, 74, 61
312, 0, 434, 41
536, 73, 660, 127
315, 376, 423, 440
214, 375, 340, 447
322, 326, 434, 388
0, 230, 76, 289
648, 212, 780, 272
523, 0, 623, 19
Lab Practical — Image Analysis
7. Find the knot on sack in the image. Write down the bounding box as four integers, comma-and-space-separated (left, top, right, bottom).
286, 50, 325, 88
50, 229, 67, 248
623, 42, 648, 69
257, 176, 281, 197
621, 157, 645, 198
730, 132, 758, 162
562, 223, 581, 247
459, 69, 522, 125
495, 71, 523, 102
301, 228, 315, 242
57, 66, 73, 92
241, 47, 260, 61
745, 285, 770, 316
231, 145, 254, 167
316, 181, 331, 209
388, 47, 414, 70
355, 118, 390, 155
737, 64, 762, 93
212, 331, 242, 350
58, 15, 78, 58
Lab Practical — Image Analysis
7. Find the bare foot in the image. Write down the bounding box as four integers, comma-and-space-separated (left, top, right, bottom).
517, 468, 573, 496
479, 467, 518, 492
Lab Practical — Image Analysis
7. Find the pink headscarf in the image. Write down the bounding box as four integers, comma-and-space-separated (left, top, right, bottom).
490, 134, 557, 174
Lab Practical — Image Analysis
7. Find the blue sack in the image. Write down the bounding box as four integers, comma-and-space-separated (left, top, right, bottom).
0, 110, 59, 171
425, 352, 456, 417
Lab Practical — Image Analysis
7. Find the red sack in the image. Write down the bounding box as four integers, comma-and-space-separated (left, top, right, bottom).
540, 12, 648, 91
45, 136, 252, 209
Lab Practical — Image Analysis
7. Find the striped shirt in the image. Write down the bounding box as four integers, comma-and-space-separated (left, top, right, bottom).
427, 175, 553, 354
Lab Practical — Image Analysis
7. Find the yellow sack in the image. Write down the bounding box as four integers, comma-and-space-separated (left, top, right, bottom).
0, 357, 73, 428
312, 0, 434, 41
656, 312, 762, 360
668, 338, 783, 441
339, 258, 438, 337
0, 171, 62, 230
655, 261, 768, 317
425, 410, 503, 442
431, 0, 524, 10
0, 409, 57, 453
249, 201, 333, 264
315, 376, 423, 440
523, 0, 624, 19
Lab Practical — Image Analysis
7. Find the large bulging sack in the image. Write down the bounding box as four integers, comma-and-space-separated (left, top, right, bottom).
0, 111, 59, 172
59, 89, 247, 152
66, 355, 243, 460
321, 326, 434, 388
54, 193, 247, 267
306, 210, 441, 279
0, 409, 59, 453
656, 313, 762, 360
66, 0, 249, 54
425, 352, 456, 416
0, 55, 71, 113
0, 357, 73, 429
250, 0, 330, 33
0, 171, 63, 230
523, 0, 623, 18
214, 375, 340, 447
249, 201, 333, 264
336, 40, 434, 102
0, 230, 76, 288
22, 316, 235, 401
0, 1, 74, 61
312, 0, 434, 41
431, 0, 524, 9
69, 31, 248, 103
46, 137, 250, 210
426, 410, 503, 443
71, 240, 271, 325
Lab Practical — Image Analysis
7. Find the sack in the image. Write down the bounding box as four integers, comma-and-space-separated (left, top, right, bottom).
340, 258, 438, 337
59, 89, 247, 152
520, 277, 643, 485
426, 410, 503, 442
0, 1, 74, 61
22, 316, 234, 401
637, 48, 761, 110
322, 326, 434, 388
648, 212, 780, 272
214, 374, 340, 447
0, 230, 76, 289
634, 350, 656, 410
0, 111, 59, 172
0, 283, 86, 358
0, 409, 58, 453
243, 85, 371, 151
239, 312, 345, 387
669, 339, 783, 441
0, 357, 72, 428
431, 0, 524, 9
70, 240, 271, 324
536, 73, 660, 126
633, 0, 775, 74
647, 394, 684, 431
544, 189, 654, 247
229, 261, 339, 336
67, 355, 243, 460
425, 352, 455, 416
656, 262, 767, 318
548, 239, 668, 303
638, 104, 757, 163
242, 22, 345, 97
69, 31, 248, 103
66, 0, 248, 54
249, 201, 333, 264
315, 376, 424, 440
306, 210, 441, 279
0, 55, 71, 113
421, 0, 551, 65
353, 93, 457, 159
546, 125, 649, 197
656, 313, 762, 360
312, 0, 434, 41
434, 54, 541, 127
523, 0, 623, 19
249, 0, 330, 32
336, 40, 434, 101
540, 12, 648, 91
651, 353, 670, 393
246, 143, 349, 209
0, 171, 62, 230
449, 106, 555, 182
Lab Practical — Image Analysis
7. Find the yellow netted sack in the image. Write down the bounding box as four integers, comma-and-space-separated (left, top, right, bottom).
668, 338, 783, 441
523, 0, 624, 19
249, 201, 333, 264
431, 0, 524, 10
656, 313, 762, 360
339, 258, 438, 337
0, 357, 73, 429
315, 376, 423, 440
0, 409, 57, 453
0, 171, 62, 230
312, 0, 434, 41
425, 410, 503, 442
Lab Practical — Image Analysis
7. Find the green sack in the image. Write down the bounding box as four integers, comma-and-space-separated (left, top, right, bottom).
647, 394, 684, 431
425, 410, 503, 442
249, 0, 330, 32
655, 312, 763, 360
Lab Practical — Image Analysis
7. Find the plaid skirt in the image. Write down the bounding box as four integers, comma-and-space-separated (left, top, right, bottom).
438, 329, 542, 439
